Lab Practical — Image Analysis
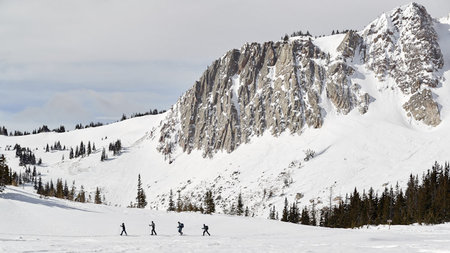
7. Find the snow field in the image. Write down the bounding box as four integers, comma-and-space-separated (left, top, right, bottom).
1, 186, 449, 253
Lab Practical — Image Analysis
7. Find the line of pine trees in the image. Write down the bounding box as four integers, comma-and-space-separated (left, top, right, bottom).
270, 162, 450, 228
35, 178, 101, 203
45, 141, 66, 152
166, 189, 216, 214
69, 141, 96, 159
321, 162, 449, 228
165, 189, 252, 216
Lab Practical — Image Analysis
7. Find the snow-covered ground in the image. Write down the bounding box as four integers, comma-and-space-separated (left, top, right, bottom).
1, 186, 449, 253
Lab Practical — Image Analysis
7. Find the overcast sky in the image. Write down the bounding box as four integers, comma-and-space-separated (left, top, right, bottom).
0, 0, 449, 131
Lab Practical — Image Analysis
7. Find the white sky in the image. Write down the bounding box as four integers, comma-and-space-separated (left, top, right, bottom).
0, 0, 449, 131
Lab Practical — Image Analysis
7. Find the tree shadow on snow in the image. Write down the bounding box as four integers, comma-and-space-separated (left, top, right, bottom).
0, 188, 93, 212
316, 145, 332, 157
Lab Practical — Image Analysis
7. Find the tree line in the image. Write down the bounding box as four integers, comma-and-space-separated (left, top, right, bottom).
0, 108, 166, 137
36, 177, 103, 204
69, 141, 96, 159
270, 162, 450, 228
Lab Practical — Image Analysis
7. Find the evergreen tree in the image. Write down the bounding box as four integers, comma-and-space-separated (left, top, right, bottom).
136, 174, 147, 208
167, 189, 175, 211
101, 148, 107, 161
237, 193, 244, 216
281, 198, 289, 222
176, 191, 183, 212
87, 141, 92, 156
301, 207, 310, 225
0, 155, 10, 192
37, 176, 43, 194
204, 189, 215, 214
269, 206, 277, 220
288, 202, 300, 223
76, 185, 86, 203
95, 187, 102, 204
56, 179, 63, 198
68, 181, 76, 201
63, 180, 69, 199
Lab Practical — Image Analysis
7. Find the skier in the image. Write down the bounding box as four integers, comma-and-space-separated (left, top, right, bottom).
177, 221, 184, 235
120, 222, 127, 236
202, 224, 210, 236
149, 221, 157, 235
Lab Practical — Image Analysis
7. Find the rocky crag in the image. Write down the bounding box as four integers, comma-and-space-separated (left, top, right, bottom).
158, 3, 444, 159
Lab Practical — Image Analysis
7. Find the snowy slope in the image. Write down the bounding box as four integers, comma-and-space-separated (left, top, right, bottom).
1, 5, 450, 217
1, 186, 449, 253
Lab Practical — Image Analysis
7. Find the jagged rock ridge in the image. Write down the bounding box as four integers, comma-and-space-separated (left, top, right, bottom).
158, 3, 444, 159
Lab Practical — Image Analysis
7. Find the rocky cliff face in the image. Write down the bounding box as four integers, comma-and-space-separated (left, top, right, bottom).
158, 3, 444, 159
362, 3, 443, 125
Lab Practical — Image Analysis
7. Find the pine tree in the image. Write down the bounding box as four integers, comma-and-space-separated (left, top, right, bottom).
204, 190, 215, 214
301, 207, 310, 225
56, 179, 63, 198
101, 148, 107, 161
76, 185, 86, 203
176, 191, 183, 212
269, 206, 277, 220
0, 155, 9, 192
168, 189, 175, 211
288, 202, 300, 223
245, 206, 250, 217
281, 198, 289, 222
87, 141, 92, 156
63, 180, 69, 199
136, 174, 147, 208
37, 176, 43, 194
237, 193, 244, 216
95, 187, 102, 204
68, 181, 76, 201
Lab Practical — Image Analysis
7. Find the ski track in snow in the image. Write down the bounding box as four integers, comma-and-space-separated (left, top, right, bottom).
0, 186, 449, 253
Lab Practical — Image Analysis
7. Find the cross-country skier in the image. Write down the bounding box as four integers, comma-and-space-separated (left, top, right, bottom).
149, 221, 157, 235
177, 221, 184, 235
120, 223, 127, 236
202, 224, 210, 236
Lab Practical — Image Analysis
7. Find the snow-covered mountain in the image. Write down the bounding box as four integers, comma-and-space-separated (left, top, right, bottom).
1, 3, 450, 216
160, 3, 444, 158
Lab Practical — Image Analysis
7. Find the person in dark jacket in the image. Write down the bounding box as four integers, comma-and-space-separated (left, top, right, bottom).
202, 224, 210, 236
177, 222, 184, 235
149, 221, 157, 235
120, 223, 127, 236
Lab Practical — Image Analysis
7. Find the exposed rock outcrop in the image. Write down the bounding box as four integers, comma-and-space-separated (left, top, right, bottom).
362, 3, 443, 124
403, 89, 441, 126
158, 3, 444, 159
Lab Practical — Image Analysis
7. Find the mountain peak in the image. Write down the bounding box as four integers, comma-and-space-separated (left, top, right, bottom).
159, 3, 445, 159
